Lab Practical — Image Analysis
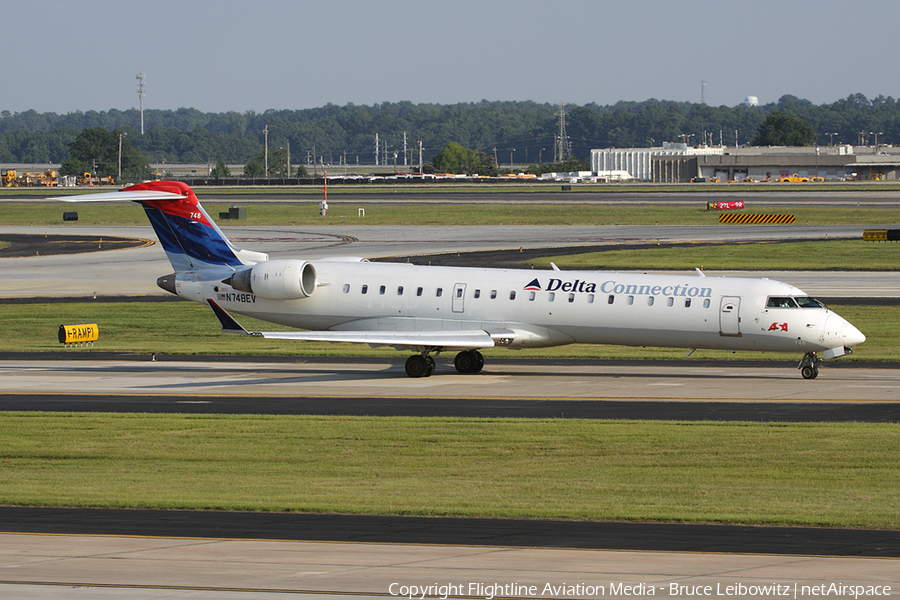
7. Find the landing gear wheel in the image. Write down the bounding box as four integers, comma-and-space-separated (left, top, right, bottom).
798, 352, 821, 380
454, 350, 485, 374
405, 355, 431, 378
425, 355, 436, 377
454, 351, 474, 373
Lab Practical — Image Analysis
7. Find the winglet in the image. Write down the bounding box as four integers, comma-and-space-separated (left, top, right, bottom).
207, 299, 252, 335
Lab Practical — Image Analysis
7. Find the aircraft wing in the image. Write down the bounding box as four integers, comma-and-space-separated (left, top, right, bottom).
207, 300, 497, 351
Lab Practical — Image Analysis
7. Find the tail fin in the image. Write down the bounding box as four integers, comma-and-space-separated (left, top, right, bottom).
58, 181, 268, 271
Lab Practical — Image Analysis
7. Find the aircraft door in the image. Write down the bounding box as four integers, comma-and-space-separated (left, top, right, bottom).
452, 283, 466, 313
719, 296, 741, 336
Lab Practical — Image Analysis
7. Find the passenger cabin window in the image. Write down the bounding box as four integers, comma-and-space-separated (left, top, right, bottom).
548, 292, 555, 302
397, 286, 404, 295
490, 290, 497, 299
608, 295, 615, 305
343, 284, 350, 293
685, 298, 692, 308
379, 285, 386, 295
436, 288, 443, 297
509, 291, 516, 300
456, 288, 463, 298
703, 298, 710, 308
568, 293, 575, 303
361, 284, 368, 294
417, 287, 423, 297
627, 295, 634, 305
767, 297, 798, 308
474, 289, 481, 299
648, 297, 655, 306
587, 294, 595, 304
528, 291, 536, 301
667, 297, 674, 307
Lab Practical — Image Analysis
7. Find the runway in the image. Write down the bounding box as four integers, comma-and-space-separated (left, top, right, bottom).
1, 357, 899, 412
1, 189, 898, 598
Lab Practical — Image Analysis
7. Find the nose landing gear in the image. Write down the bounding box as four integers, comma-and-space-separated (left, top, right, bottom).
798, 352, 820, 379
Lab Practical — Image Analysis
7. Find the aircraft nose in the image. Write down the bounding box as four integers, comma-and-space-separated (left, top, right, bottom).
842, 320, 866, 347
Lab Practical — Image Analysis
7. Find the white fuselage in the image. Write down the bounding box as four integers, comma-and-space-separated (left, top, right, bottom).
171, 259, 865, 355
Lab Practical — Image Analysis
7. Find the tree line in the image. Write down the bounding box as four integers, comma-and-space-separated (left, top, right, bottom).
2, 94, 898, 169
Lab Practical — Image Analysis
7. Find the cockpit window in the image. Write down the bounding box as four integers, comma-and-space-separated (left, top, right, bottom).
795, 296, 824, 308
767, 297, 798, 308
767, 296, 825, 309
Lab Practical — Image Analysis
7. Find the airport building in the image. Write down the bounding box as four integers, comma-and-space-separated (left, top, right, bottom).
591, 144, 900, 182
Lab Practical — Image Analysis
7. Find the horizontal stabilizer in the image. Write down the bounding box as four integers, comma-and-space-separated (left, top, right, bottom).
49, 190, 187, 203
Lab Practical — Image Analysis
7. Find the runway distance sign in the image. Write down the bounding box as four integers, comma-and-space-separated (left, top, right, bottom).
58, 323, 99, 344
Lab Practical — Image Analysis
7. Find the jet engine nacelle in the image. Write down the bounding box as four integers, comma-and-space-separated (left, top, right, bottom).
229, 259, 317, 300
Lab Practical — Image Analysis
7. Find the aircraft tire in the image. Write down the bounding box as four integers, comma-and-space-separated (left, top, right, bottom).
454, 351, 475, 373
405, 355, 431, 378
800, 365, 819, 380
455, 350, 484, 374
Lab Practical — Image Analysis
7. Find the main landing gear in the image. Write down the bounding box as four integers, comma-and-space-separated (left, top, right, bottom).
798, 351, 821, 380
454, 350, 484, 374
404, 354, 436, 378
403, 350, 485, 378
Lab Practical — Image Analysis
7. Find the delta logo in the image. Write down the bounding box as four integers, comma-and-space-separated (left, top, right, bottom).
524, 278, 598, 293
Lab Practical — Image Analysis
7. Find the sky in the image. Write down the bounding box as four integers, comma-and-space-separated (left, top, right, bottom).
3, 0, 898, 115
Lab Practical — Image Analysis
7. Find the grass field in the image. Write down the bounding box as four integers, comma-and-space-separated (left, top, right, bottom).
2, 200, 900, 227
1, 414, 897, 528
533, 240, 900, 271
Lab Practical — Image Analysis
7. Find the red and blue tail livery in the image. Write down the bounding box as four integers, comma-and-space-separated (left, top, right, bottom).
58, 181, 268, 271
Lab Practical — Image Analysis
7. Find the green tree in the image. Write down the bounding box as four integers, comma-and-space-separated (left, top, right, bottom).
242, 154, 266, 177
430, 142, 497, 175
210, 159, 231, 177
752, 111, 816, 146
63, 127, 149, 178
242, 148, 309, 177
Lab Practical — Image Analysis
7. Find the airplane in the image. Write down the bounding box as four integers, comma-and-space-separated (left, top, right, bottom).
55, 180, 866, 379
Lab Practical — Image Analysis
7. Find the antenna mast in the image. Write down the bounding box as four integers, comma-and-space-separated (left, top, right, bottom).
554, 102, 571, 163
136, 73, 146, 134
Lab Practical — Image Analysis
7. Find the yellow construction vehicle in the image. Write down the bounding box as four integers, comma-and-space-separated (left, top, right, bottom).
1, 169, 58, 186
779, 173, 810, 182
77, 172, 115, 186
